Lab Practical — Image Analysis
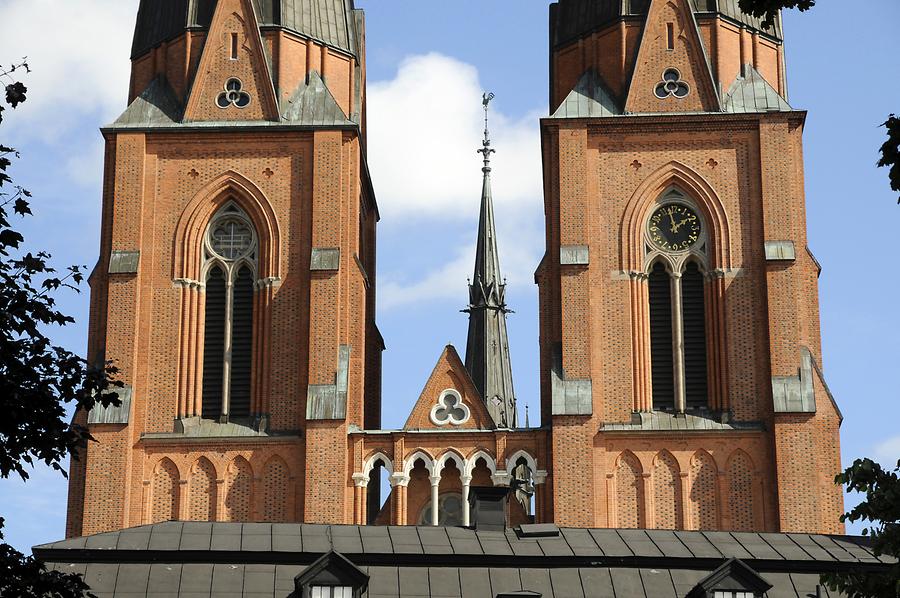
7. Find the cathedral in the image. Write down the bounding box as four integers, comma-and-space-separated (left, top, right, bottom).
42, 1, 889, 596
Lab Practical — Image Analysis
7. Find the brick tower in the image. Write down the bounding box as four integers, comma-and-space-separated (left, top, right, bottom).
66, 0, 381, 536
537, 0, 844, 533
67, 0, 845, 538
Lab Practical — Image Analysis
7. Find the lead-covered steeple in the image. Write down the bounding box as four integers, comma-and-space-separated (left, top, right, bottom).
464, 93, 517, 429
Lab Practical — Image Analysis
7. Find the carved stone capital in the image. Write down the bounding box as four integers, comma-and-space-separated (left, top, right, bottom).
389, 473, 410, 488
352, 473, 369, 488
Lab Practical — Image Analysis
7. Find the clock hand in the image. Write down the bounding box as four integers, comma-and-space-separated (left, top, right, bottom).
668, 211, 678, 232
672, 217, 691, 233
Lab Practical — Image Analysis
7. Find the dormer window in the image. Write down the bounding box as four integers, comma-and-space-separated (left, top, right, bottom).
687, 559, 773, 598
310, 588, 353, 598
295, 551, 369, 598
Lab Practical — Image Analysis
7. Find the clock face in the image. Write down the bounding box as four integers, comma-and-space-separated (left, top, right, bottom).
648, 204, 701, 251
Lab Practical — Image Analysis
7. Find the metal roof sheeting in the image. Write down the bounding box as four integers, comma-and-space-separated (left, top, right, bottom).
281, 71, 355, 126
723, 64, 794, 114
131, 0, 359, 59
551, 0, 781, 50
550, 69, 622, 119
111, 77, 183, 128
36, 522, 892, 597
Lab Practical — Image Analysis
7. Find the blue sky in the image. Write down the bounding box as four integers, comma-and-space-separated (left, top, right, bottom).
1, 0, 898, 553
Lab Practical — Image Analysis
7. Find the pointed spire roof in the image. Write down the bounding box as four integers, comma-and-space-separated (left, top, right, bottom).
464, 93, 517, 429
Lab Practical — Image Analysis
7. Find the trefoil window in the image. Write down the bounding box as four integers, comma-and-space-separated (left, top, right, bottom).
655, 68, 690, 99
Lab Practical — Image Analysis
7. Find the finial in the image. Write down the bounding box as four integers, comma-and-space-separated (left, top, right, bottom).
525, 404, 530, 428
477, 92, 496, 172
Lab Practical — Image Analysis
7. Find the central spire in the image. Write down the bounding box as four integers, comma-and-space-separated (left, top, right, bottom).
464, 93, 517, 429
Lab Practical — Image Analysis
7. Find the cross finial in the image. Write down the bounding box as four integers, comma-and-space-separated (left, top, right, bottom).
477, 92, 496, 172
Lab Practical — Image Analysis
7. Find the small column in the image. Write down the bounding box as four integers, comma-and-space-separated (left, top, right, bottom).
460, 475, 473, 527
389, 473, 409, 526
533, 470, 548, 524
670, 271, 686, 413
429, 475, 441, 527
490, 471, 511, 487
352, 473, 369, 525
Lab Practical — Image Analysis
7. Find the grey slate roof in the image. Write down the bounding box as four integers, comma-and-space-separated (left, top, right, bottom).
550, 70, 622, 119
35, 522, 893, 597
131, 0, 360, 59
723, 64, 794, 114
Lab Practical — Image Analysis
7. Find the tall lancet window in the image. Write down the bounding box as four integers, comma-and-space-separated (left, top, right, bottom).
201, 203, 257, 420
645, 190, 710, 413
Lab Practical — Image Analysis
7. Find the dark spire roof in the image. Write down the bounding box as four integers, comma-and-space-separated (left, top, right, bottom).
464, 93, 517, 429
131, 0, 360, 59
550, 0, 782, 50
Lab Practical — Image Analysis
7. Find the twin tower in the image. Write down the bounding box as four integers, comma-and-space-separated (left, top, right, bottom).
67, 0, 844, 537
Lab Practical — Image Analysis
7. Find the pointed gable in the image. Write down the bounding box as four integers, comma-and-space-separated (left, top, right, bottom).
625, 0, 720, 114
183, 0, 279, 122
403, 345, 496, 431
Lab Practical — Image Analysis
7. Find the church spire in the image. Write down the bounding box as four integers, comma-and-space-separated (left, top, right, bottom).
464, 93, 517, 429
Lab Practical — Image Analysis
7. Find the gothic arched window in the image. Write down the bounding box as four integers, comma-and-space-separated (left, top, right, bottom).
645, 190, 710, 414
201, 204, 257, 421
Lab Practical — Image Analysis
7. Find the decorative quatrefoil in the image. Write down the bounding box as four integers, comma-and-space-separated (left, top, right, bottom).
430, 389, 471, 426
654, 68, 690, 99
216, 78, 251, 109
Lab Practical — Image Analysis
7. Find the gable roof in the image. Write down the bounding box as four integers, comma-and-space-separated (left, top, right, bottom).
182, 0, 281, 122
403, 345, 495, 431
294, 550, 369, 592
34, 522, 894, 598
550, 69, 622, 119
687, 558, 774, 597
723, 64, 794, 113
624, 0, 721, 114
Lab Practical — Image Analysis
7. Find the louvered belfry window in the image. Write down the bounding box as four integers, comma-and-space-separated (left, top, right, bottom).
681, 261, 708, 408
649, 262, 675, 410
201, 204, 257, 420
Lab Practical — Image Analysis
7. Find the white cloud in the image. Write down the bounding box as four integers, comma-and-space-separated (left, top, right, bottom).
369, 53, 546, 310
872, 436, 900, 467
367, 53, 544, 219
0, 0, 138, 140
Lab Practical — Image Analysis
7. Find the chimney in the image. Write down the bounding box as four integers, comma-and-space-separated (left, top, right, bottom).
468, 486, 509, 532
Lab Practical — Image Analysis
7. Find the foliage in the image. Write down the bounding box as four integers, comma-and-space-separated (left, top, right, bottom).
823, 458, 900, 598
0, 59, 119, 598
737, 0, 816, 27
877, 115, 900, 203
